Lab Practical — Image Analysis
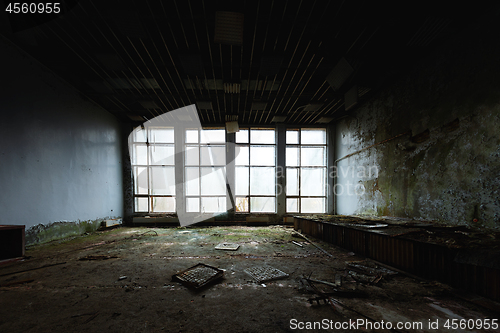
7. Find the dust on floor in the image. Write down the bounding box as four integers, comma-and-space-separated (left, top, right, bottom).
0, 226, 498, 333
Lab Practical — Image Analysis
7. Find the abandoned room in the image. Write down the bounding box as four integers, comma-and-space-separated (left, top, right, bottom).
0, 0, 499, 332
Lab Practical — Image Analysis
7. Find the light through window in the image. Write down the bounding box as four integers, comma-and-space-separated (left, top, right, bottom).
131, 127, 176, 213
235, 128, 276, 213
286, 129, 327, 213
185, 128, 227, 213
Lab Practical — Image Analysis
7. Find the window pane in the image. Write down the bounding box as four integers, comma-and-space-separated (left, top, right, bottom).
250, 129, 275, 144
235, 129, 249, 143
150, 145, 175, 165
250, 146, 275, 166
186, 129, 198, 143
201, 197, 226, 213
134, 167, 148, 194
250, 167, 275, 195
301, 198, 325, 213
286, 198, 299, 213
135, 197, 149, 212
286, 147, 299, 166
301, 168, 325, 196
185, 146, 199, 165
286, 130, 299, 144
185, 167, 199, 196
286, 168, 299, 196
250, 197, 275, 213
235, 197, 249, 212
200, 145, 226, 165
301, 129, 326, 144
301, 147, 325, 166
235, 167, 249, 195
133, 144, 148, 165
133, 128, 147, 142
150, 167, 175, 195
200, 129, 225, 143
186, 197, 199, 212
150, 128, 174, 143
151, 197, 176, 212
235, 145, 249, 165
200, 167, 226, 195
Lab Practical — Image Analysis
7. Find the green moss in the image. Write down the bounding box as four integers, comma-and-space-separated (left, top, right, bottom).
26, 219, 105, 245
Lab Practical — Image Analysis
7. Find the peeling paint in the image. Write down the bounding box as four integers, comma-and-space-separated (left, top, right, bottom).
335, 18, 500, 229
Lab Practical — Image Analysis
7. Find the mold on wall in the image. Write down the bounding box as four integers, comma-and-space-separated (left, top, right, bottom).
0, 36, 124, 241
335, 15, 500, 229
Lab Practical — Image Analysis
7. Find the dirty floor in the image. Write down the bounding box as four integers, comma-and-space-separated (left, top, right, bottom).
0, 226, 498, 333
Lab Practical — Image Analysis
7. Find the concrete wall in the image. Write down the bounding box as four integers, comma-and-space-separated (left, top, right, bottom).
335, 15, 500, 229
0, 36, 124, 243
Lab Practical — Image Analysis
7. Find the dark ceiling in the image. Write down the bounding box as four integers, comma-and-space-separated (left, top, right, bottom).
1, 0, 495, 125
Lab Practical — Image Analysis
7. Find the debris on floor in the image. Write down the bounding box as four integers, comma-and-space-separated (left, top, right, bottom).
215, 243, 240, 251
172, 263, 224, 289
244, 266, 289, 283
78, 255, 118, 261
345, 259, 398, 285
291, 241, 303, 247
0, 279, 34, 287
291, 231, 334, 257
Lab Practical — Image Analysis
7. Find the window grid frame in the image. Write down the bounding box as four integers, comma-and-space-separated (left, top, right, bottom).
286, 128, 327, 214
235, 128, 277, 214
184, 128, 227, 214
131, 127, 176, 214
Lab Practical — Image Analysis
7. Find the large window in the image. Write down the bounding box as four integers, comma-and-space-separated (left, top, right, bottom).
184, 128, 227, 213
286, 129, 327, 213
235, 129, 276, 213
131, 126, 327, 215
131, 127, 176, 213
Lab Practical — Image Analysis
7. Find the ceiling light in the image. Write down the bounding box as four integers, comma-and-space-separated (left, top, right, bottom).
326, 57, 354, 90
214, 11, 244, 45
140, 78, 160, 89
303, 103, 324, 112
316, 117, 334, 123
271, 115, 287, 122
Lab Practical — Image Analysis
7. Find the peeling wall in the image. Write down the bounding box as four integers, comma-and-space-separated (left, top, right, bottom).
0, 36, 124, 243
335, 16, 500, 229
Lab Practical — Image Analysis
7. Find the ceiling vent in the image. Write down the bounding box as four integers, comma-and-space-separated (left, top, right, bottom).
251, 101, 267, 110
326, 57, 354, 90
224, 82, 241, 94
139, 100, 159, 109
214, 11, 244, 45
196, 101, 213, 110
